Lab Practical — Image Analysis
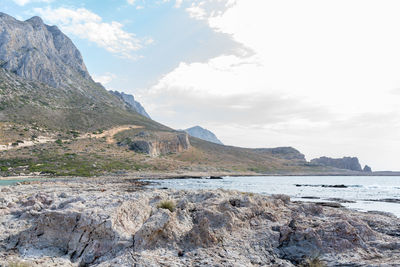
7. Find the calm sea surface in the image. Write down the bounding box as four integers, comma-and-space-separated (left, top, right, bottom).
143, 176, 400, 217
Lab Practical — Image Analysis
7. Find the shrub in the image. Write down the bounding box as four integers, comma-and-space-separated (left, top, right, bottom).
7, 261, 31, 267
0, 166, 8, 172
300, 257, 326, 267
55, 139, 63, 145
157, 200, 175, 212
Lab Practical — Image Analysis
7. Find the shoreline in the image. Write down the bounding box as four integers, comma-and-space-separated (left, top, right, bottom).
1, 170, 400, 181
1, 178, 399, 266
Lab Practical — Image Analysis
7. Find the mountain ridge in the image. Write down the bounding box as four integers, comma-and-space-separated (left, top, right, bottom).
184, 126, 223, 145
0, 12, 371, 177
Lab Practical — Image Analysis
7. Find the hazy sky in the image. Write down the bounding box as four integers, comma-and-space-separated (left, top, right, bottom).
3, 0, 400, 170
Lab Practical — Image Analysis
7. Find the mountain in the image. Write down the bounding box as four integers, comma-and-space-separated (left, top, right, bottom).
184, 126, 223, 145
110, 91, 150, 118
0, 13, 354, 177
0, 13, 164, 131
0, 13, 90, 88
310, 156, 363, 171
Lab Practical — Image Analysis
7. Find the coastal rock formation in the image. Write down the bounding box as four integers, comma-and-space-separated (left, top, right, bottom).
0, 13, 91, 88
363, 165, 372, 172
255, 147, 306, 161
311, 156, 363, 171
119, 131, 191, 157
110, 91, 151, 118
1, 179, 399, 266
184, 126, 223, 145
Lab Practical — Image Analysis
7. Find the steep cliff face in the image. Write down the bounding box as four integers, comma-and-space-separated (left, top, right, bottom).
110, 91, 151, 118
0, 13, 91, 88
311, 156, 362, 171
118, 131, 191, 157
0, 13, 164, 131
184, 126, 223, 145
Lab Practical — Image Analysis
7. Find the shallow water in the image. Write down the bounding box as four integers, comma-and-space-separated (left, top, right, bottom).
144, 176, 400, 217
0, 179, 31, 186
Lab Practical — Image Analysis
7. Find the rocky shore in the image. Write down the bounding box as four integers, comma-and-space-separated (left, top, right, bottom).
1, 178, 400, 266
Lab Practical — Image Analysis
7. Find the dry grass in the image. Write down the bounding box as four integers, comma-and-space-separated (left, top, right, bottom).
300, 257, 326, 267
158, 200, 176, 212
7, 261, 31, 267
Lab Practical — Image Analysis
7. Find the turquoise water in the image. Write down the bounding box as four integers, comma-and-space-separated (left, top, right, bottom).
144, 176, 400, 217
0, 179, 35, 186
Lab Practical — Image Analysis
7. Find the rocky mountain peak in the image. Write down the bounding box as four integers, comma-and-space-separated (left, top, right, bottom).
110, 91, 151, 118
184, 126, 223, 145
26, 16, 44, 27
0, 13, 91, 88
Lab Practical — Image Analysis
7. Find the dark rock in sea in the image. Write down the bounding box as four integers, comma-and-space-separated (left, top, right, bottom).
301, 196, 320, 199
310, 156, 363, 171
315, 202, 343, 208
326, 198, 356, 203
295, 184, 348, 188
363, 165, 372, 172
209, 176, 223, 180
365, 198, 400, 204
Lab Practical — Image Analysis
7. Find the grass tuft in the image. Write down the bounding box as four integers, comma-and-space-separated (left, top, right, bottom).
157, 200, 175, 212
300, 256, 326, 267
7, 261, 31, 267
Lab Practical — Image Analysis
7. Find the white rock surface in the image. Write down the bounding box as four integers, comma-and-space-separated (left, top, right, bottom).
0, 178, 399, 266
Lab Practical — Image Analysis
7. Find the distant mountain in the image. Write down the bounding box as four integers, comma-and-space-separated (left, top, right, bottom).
184, 126, 223, 145
110, 91, 150, 118
311, 156, 365, 172
255, 147, 306, 162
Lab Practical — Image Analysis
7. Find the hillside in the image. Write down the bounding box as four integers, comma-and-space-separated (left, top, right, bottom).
0, 13, 353, 177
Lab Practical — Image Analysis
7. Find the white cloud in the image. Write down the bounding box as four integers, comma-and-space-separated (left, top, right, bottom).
92, 73, 116, 85
34, 7, 147, 59
142, 0, 400, 170
127, 0, 136, 5
12, 0, 52, 6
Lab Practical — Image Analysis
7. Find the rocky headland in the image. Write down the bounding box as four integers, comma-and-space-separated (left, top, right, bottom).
310, 156, 371, 172
1, 178, 399, 266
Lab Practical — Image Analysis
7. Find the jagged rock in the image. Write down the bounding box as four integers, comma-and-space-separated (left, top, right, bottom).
0, 13, 91, 88
1, 179, 399, 266
184, 126, 223, 145
122, 132, 191, 157
110, 91, 151, 118
311, 156, 363, 171
363, 165, 372, 172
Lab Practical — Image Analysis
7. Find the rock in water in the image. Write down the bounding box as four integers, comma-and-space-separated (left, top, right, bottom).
363, 165, 372, 172
184, 126, 223, 145
0, 13, 91, 88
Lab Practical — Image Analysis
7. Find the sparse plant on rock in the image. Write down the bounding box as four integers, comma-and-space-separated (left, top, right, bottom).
157, 200, 175, 212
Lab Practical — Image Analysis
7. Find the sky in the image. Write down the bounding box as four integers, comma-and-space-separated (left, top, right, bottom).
2, 0, 400, 171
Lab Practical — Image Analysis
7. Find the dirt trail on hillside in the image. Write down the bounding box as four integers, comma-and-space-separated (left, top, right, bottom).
0, 136, 55, 151
88, 125, 143, 144
0, 125, 142, 151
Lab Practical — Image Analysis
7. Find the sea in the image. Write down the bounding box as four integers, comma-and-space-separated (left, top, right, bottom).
143, 176, 400, 217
